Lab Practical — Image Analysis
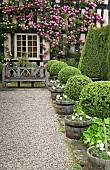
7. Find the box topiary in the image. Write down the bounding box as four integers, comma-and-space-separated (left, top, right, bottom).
46, 60, 59, 73
78, 25, 102, 78
58, 66, 81, 84
79, 81, 110, 151
0, 62, 3, 74
106, 28, 110, 80
97, 25, 110, 80
50, 61, 68, 76
64, 74, 92, 101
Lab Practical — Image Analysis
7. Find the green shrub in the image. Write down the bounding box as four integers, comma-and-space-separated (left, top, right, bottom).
80, 81, 110, 118
60, 58, 79, 68
46, 60, 59, 72
58, 66, 81, 84
80, 81, 110, 151
98, 25, 110, 80
107, 29, 110, 80
50, 61, 68, 76
78, 25, 102, 78
0, 62, 3, 73
81, 117, 110, 147
64, 74, 92, 101
60, 52, 81, 68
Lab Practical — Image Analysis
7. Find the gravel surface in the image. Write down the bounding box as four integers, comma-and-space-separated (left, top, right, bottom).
0, 89, 71, 170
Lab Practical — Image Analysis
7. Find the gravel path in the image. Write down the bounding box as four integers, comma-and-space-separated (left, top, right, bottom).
0, 89, 71, 170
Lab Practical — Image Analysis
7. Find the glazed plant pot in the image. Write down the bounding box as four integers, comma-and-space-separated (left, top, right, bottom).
50, 88, 64, 100
65, 115, 92, 139
54, 100, 75, 115
87, 146, 110, 170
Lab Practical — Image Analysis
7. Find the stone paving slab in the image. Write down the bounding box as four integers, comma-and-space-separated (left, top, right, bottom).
0, 89, 71, 170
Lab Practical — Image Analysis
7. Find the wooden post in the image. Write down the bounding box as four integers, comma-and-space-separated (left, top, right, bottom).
31, 82, 34, 87
31, 67, 34, 77
17, 67, 20, 87
40, 62, 44, 78
2, 64, 6, 88
45, 70, 48, 87
18, 67, 20, 77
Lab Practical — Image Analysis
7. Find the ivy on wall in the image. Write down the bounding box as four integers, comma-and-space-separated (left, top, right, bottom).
0, 0, 105, 59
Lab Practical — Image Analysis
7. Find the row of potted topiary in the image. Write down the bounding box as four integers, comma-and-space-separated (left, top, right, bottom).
46, 59, 110, 170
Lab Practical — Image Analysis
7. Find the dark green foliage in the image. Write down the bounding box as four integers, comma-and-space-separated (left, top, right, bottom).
97, 25, 110, 80
46, 60, 59, 72
81, 117, 110, 147
78, 25, 101, 78
64, 74, 92, 101
107, 29, 110, 80
50, 61, 68, 76
80, 81, 110, 119
60, 58, 79, 68
58, 66, 81, 84
60, 52, 81, 68
0, 62, 3, 73
79, 24, 110, 80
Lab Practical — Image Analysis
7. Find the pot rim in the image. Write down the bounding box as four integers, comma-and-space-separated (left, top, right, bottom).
56, 100, 75, 105
50, 88, 64, 92
65, 115, 92, 126
87, 146, 110, 162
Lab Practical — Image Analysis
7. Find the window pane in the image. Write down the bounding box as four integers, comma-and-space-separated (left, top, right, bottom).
17, 35, 21, 40
33, 53, 37, 57
28, 36, 32, 40
33, 47, 37, 52
28, 47, 32, 52
22, 47, 26, 51
22, 35, 26, 40
17, 41, 21, 46
28, 41, 32, 46
33, 41, 37, 46
17, 47, 21, 51
23, 41, 26, 46
17, 52, 21, 57
33, 36, 37, 40
29, 53, 32, 57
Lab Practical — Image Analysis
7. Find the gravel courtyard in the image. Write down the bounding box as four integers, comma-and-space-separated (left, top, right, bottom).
0, 89, 71, 170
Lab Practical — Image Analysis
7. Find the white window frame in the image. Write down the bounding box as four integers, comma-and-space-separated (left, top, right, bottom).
14, 33, 40, 59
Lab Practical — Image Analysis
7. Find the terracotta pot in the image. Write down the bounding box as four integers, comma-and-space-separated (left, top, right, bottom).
65, 115, 92, 139
54, 100, 75, 115
87, 146, 110, 170
50, 88, 64, 100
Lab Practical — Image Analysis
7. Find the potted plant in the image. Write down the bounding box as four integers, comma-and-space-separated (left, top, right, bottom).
58, 66, 81, 85
49, 61, 68, 79
64, 74, 92, 139
48, 79, 59, 91
50, 81, 65, 101
46, 60, 59, 80
54, 93, 75, 115
64, 74, 93, 101
65, 101, 92, 139
80, 81, 110, 170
